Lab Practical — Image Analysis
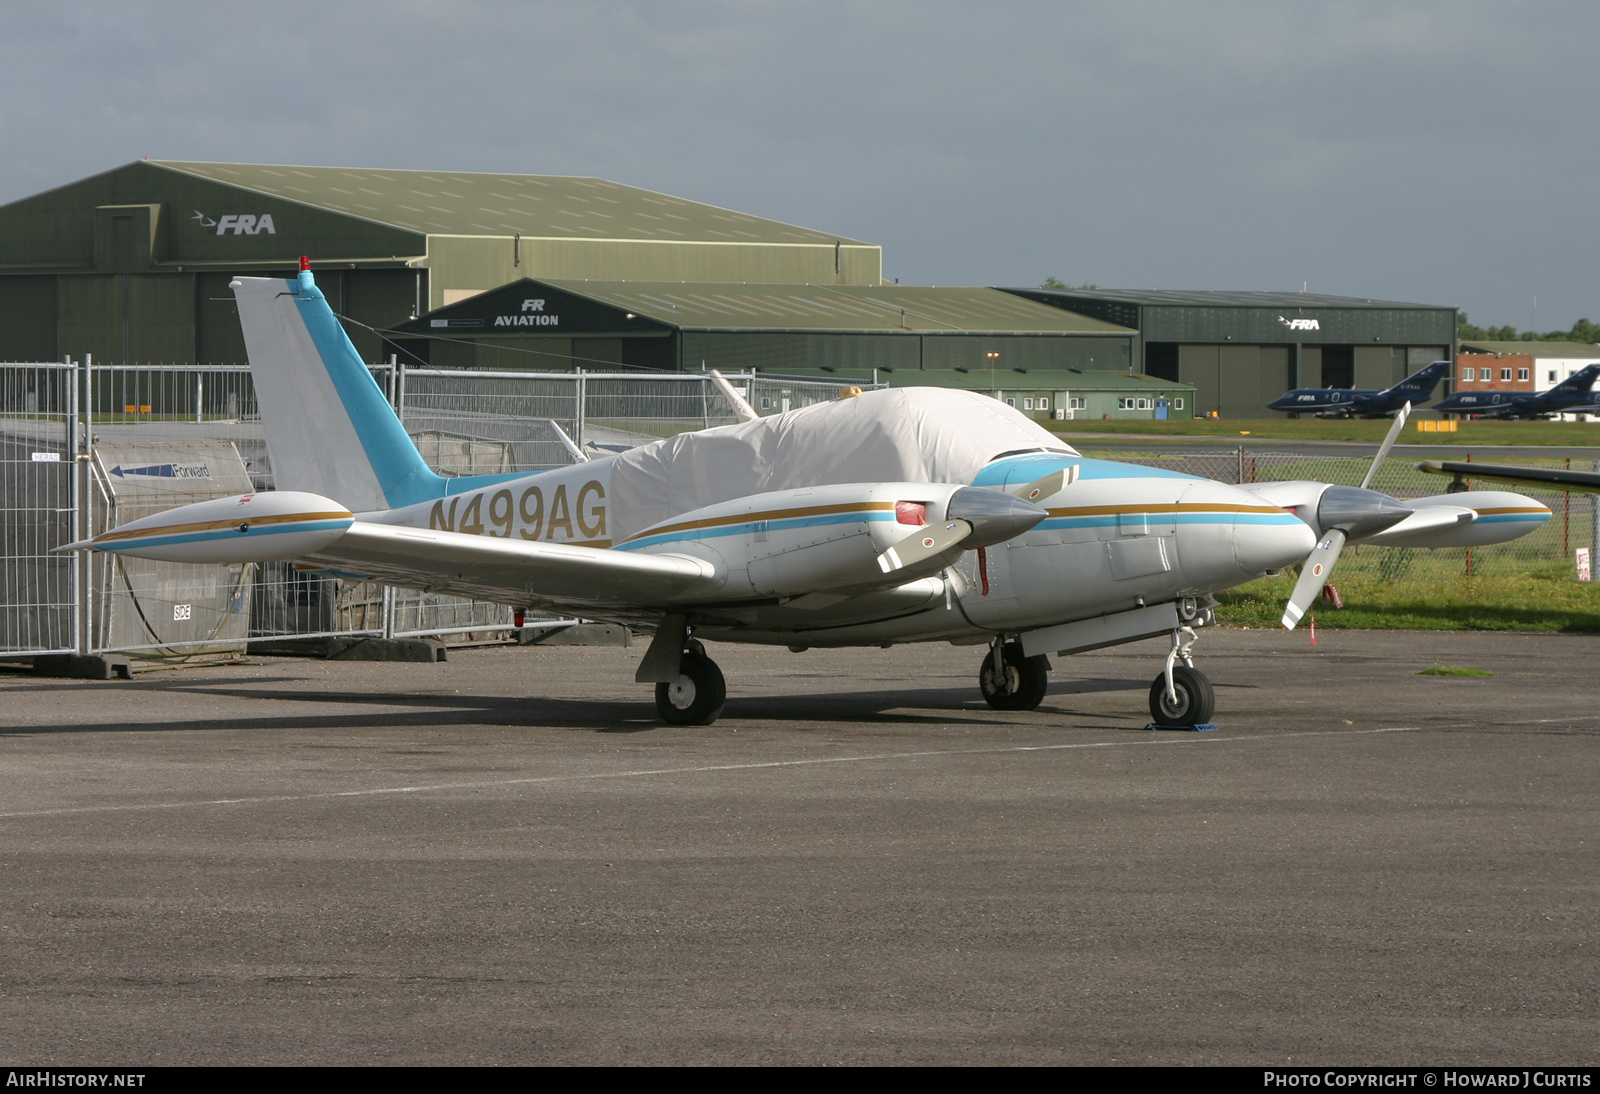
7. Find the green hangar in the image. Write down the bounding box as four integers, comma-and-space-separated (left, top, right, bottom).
1005, 288, 1458, 419
0, 159, 884, 367
389, 278, 1191, 422
0, 160, 1459, 422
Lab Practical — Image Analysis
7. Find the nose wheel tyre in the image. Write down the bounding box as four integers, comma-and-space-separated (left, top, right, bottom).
655, 651, 727, 726
1148, 665, 1215, 727
979, 644, 1051, 711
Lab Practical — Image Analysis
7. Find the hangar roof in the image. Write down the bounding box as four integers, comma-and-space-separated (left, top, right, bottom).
152, 161, 864, 245
529, 280, 1135, 334
1460, 340, 1600, 357
1004, 287, 1448, 310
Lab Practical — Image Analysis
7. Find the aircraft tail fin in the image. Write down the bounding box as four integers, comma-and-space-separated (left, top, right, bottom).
231, 262, 513, 512
1381, 360, 1450, 399
1546, 362, 1600, 398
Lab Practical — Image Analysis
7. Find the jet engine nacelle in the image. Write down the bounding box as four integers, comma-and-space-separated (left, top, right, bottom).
627, 481, 1046, 599
71, 491, 355, 563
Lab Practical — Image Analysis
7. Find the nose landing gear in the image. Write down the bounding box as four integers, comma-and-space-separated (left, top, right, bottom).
1148, 624, 1216, 729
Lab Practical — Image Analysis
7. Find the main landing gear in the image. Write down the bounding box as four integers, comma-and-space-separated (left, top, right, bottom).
977, 601, 1218, 728
1147, 621, 1215, 728
979, 637, 1051, 711
655, 638, 726, 726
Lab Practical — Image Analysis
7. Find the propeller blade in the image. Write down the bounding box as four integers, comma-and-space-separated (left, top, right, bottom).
708, 369, 759, 423
1282, 528, 1347, 630
877, 519, 972, 574
1360, 400, 1412, 491
1010, 466, 1075, 503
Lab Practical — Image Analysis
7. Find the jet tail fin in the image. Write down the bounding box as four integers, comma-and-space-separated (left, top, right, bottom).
1545, 363, 1600, 398
231, 262, 514, 512
1380, 360, 1450, 400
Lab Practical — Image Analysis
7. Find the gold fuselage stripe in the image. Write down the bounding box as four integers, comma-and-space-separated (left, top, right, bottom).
95, 510, 352, 543
621, 500, 898, 544
1045, 502, 1287, 518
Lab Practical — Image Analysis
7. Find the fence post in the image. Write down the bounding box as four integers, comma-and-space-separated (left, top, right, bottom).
1563, 457, 1571, 560
73, 356, 92, 656
576, 371, 587, 449
1592, 461, 1599, 575
1236, 446, 1244, 485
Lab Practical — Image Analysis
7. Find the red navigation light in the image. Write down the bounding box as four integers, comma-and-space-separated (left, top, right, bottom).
299, 256, 311, 271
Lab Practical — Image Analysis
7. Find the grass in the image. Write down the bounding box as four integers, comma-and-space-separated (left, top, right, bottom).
1417, 666, 1493, 676
1217, 571, 1600, 632
1052, 417, 1600, 447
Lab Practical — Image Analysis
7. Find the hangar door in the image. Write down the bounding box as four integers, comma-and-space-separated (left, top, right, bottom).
1175, 345, 1291, 419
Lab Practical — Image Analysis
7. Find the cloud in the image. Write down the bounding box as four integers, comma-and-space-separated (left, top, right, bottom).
1, 1, 1595, 326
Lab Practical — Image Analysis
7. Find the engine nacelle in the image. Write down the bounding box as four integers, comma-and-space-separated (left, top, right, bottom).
74, 491, 354, 563
1364, 492, 1552, 548
1247, 481, 1552, 548
624, 482, 1001, 599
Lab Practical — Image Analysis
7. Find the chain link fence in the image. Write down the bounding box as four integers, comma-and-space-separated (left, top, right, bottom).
9, 360, 1588, 662
0, 363, 76, 655
0, 361, 877, 660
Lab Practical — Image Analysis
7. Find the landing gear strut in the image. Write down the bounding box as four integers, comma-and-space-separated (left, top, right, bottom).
979, 637, 1050, 711
655, 638, 726, 726
1147, 623, 1215, 727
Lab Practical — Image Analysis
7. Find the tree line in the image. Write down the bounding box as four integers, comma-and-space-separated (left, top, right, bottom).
1457, 313, 1600, 345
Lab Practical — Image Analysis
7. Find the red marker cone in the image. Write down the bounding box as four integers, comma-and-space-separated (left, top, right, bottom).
1309, 616, 1318, 646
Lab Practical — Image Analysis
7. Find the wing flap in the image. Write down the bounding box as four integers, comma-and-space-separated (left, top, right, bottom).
300, 522, 719, 611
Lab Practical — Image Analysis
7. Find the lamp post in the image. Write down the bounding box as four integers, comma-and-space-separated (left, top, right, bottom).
986, 350, 1000, 398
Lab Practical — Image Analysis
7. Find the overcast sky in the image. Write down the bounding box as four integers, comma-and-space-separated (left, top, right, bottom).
3, 1, 1595, 329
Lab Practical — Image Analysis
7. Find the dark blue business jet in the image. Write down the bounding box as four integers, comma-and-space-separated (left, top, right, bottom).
1266, 360, 1450, 418
1431, 363, 1600, 419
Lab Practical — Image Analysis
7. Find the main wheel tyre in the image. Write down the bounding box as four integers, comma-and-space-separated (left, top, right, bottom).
979, 644, 1051, 711
1148, 665, 1215, 727
655, 651, 727, 726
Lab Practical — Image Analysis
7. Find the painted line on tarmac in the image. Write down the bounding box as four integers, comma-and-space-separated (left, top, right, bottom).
0, 723, 1453, 821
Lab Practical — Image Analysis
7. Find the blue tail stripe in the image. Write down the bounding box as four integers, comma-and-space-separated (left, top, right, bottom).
290, 272, 474, 509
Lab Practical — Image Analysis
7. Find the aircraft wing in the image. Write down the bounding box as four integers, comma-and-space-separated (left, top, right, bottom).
1416, 459, 1600, 494
299, 522, 719, 613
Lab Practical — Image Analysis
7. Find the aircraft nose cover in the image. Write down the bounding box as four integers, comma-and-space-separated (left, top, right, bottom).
946, 487, 1048, 548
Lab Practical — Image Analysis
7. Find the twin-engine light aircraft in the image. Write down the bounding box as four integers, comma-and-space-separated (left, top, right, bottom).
1266, 361, 1450, 418
1430, 363, 1600, 419
64, 263, 1553, 727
